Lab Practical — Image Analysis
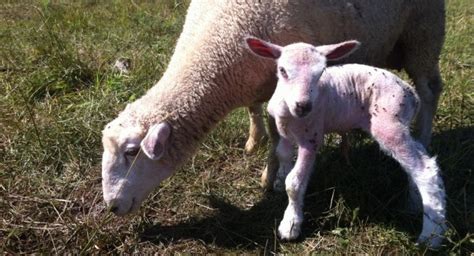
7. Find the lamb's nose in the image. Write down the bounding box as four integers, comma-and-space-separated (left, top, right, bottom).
295, 101, 312, 117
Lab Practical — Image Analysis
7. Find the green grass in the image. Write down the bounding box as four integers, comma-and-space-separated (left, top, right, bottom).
1, 0, 472, 254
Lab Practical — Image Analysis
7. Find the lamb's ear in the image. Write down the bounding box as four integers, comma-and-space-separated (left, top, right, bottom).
317, 40, 361, 61
140, 122, 170, 160
245, 36, 282, 59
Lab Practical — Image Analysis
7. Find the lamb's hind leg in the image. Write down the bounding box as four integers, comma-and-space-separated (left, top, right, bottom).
245, 103, 268, 154
370, 124, 447, 248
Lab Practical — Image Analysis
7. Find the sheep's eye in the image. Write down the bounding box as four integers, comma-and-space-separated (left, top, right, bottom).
125, 147, 140, 157
279, 67, 288, 79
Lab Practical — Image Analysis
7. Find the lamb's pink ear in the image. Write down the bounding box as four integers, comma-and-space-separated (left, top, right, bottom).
317, 40, 361, 61
140, 122, 170, 160
245, 37, 282, 59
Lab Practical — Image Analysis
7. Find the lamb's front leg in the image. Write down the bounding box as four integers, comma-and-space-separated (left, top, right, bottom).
278, 141, 320, 240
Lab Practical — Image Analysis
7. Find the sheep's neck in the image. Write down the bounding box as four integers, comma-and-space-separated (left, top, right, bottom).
138, 54, 270, 166
135, 1, 301, 165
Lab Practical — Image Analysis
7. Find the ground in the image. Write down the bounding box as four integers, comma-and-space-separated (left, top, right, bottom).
0, 0, 472, 254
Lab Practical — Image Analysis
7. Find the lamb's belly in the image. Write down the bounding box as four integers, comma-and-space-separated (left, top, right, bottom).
323, 114, 366, 134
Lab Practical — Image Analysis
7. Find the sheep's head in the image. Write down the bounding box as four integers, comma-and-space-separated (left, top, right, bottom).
246, 37, 360, 118
101, 113, 173, 216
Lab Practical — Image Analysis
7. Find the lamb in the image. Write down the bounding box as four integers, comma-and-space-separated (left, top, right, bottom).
101, 0, 446, 228
245, 37, 447, 248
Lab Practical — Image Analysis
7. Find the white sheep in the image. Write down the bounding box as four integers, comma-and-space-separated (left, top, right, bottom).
101, 0, 446, 229
246, 37, 447, 248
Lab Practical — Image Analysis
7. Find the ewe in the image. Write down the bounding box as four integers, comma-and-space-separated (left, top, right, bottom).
246, 37, 447, 248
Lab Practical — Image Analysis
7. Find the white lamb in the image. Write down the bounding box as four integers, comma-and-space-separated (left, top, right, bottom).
246, 37, 447, 248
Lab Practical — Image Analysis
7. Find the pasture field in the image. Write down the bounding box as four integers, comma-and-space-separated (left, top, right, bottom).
1, 0, 472, 254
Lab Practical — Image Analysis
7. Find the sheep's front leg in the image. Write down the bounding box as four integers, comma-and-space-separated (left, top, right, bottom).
278, 142, 319, 240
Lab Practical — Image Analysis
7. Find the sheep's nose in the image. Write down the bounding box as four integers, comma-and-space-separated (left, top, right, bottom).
110, 205, 119, 214
107, 200, 120, 215
295, 101, 312, 117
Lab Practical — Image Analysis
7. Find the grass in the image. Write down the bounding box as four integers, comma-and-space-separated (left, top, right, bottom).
0, 0, 472, 254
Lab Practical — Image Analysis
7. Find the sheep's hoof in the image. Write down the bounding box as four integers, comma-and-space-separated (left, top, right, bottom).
260, 165, 274, 191
244, 134, 268, 154
261, 156, 280, 191
278, 219, 301, 241
245, 139, 258, 154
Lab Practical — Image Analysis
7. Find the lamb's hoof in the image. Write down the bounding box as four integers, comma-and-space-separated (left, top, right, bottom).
278, 219, 301, 241
415, 235, 444, 249
416, 221, 447, 249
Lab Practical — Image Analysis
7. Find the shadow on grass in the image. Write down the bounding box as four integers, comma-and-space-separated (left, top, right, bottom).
140, 126, 473, 253
140, 192, 287, 252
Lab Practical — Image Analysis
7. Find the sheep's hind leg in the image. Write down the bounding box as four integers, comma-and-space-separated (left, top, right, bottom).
411, 73, 443, 148
370, 124, 447, 248
261, 115, 280, 190
245, 103, 268, 154
400, 6, 444, 148
278, 143, 319, 240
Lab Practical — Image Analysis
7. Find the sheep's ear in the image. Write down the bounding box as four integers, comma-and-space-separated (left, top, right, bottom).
140, 122, 170, 160
317, 40, 360, 61
245, 36, 282, 59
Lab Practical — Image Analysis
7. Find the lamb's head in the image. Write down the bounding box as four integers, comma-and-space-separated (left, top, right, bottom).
246, 37, 360, 118
101, 109, 174, 216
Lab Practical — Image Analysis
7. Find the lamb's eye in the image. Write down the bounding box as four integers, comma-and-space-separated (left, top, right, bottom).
124, 147, 140, 157
279, 67, 288, 79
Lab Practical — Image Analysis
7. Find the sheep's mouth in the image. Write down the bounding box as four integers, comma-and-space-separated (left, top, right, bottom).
127, 197, 137, 214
